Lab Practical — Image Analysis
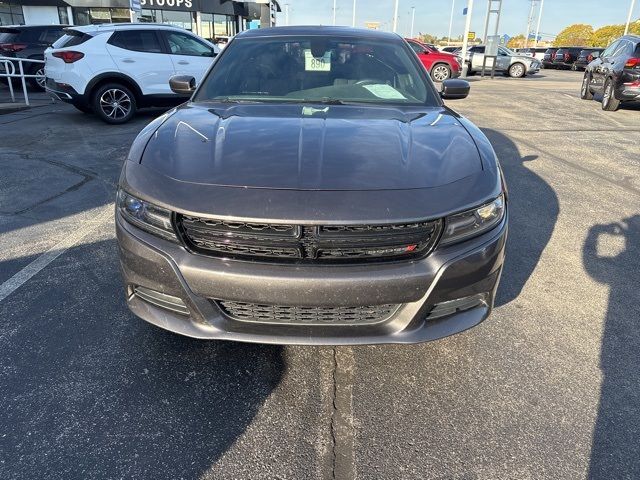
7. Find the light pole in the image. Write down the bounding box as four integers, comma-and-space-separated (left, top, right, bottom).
461, 0, 474, 76
393, 0, 399, 33
352, 0, 357, 27
625, 0, 637, 35
447, 0, 455, 44
333, 0, 337, 25
284, 3, 290, 26
410, 6, 415, 38
523, 0, 535, 49
533, 0, 544, 47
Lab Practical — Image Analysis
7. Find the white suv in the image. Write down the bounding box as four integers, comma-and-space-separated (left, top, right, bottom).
44, 24, 219, 124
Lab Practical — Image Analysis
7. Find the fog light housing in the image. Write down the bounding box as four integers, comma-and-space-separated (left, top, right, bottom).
427, 293, 488, 320
133, 286, 190, 315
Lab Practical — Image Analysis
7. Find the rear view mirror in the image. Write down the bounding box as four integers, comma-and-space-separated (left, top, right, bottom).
169, 75, 196, 95
440, 79, 470, 100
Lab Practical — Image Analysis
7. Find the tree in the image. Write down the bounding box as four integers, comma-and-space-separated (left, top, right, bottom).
590, 21, 640, 47
507, 34, 526, 49
418, 33, 438, 44
554, 24, 594, 47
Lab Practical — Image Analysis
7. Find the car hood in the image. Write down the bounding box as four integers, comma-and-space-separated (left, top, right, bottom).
139, 102, 482, 191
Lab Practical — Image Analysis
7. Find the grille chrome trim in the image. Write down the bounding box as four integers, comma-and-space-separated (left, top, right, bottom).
177, 215, 442, 264
216, 300, 401, 326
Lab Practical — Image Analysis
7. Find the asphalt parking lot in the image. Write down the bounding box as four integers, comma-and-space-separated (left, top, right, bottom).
1, 69, 639, 479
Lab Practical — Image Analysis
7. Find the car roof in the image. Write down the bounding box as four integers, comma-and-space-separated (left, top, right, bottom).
236, 26, 402, 42
67, 23, 189, 34
1, 24, 69, 30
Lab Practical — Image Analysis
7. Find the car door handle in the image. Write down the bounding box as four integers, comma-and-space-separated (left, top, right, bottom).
122, 59, 135, 63
177, 61, 189, 65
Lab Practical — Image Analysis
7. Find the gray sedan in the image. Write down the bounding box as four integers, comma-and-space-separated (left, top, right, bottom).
466, 45, 541, 77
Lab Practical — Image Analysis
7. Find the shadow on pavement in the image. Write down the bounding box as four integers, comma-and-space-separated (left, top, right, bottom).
481, 129, 559, 307
0, 237, 285, 479
583, 215, 640, 479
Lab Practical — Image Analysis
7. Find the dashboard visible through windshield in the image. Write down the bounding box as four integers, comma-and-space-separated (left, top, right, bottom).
195, 36, 436, 106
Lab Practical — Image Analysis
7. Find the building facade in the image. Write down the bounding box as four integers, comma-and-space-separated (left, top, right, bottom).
0, 0, 273, 41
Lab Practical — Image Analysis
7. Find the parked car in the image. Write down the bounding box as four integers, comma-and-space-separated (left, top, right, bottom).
44, 23, 220, 124
542, 48, 559, 68
574, 48, 604, 71
466, 45, 541, 77
0, 25, 68, 90
517, 47, 547, 61
406, 38, 461, 81
581, 35, 640, 111
116, 26, 507, 345
552, 47, 585, 69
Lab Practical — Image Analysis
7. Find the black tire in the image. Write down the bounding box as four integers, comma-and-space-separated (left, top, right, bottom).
601, 79, 620, 111
580, 72, 593, 100
27, 64, 46, 91
430, 63, 451, 82
92, 83, 137, 124
72, 103, 93, 114
508, 62, 526, 78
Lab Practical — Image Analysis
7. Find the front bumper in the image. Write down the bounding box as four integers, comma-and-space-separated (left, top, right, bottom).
116, 209, 507, 345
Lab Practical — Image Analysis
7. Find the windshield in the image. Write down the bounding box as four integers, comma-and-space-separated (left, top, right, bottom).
195, 35, 434, 106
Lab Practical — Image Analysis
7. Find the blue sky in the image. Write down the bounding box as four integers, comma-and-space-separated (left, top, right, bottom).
275, 0, 640, 41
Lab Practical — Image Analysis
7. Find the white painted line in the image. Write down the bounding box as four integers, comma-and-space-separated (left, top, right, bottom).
0, 208, 112, 303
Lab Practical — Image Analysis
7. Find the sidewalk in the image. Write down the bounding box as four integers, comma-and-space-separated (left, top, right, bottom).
0, 84, 53, 114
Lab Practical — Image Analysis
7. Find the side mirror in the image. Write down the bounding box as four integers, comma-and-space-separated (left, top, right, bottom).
169, 75, 196, 95
440, 79, 470, 100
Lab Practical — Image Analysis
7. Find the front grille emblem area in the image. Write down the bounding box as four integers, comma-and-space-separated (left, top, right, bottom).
176, 216, 443, 264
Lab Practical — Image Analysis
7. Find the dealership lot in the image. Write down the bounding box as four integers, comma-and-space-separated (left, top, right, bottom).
1, 69, 639, 479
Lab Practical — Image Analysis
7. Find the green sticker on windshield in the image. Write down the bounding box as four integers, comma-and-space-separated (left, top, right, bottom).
304, 50, 331, 72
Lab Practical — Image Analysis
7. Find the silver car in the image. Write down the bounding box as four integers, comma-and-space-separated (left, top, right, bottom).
466, 45, 541, 77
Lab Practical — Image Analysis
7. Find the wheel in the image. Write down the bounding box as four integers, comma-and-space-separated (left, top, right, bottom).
601, 79, 620, 111
571, 63, 577, 71
580, 73, 593, 100
27, 64, 46, 91
72, 103, 93, 114
508, 62, 526, 78
430, 63, 451, 82
92, 83, 137, 124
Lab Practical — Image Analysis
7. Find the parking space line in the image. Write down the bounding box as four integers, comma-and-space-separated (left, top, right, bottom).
0, 208, 112, 303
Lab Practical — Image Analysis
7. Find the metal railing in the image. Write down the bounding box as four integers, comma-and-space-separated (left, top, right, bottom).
0, 56, 45, 106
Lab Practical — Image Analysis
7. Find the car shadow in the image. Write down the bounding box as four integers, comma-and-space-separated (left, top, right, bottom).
0, 237, 285, 479
583, 215, 640, 479
481, 129, 559, 307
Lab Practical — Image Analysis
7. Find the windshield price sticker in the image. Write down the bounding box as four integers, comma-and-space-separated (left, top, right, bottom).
304, 50, 332, 72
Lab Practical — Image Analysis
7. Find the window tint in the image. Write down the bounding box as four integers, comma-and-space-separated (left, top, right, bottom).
408, 41, 424, 54
165, 32, 213, 56
108, 30, 162, 53
470, 46, 485, 53
38, 28, 65, 45
614, 40, 633, 58
54, 31, 91, 48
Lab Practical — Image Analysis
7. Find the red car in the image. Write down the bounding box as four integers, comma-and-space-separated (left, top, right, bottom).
406, 39, 462, 82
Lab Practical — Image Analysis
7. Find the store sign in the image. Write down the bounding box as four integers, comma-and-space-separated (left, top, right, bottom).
139, 0, 197, 11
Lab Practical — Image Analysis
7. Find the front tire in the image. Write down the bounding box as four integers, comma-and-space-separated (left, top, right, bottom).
92, 83, 137, 124
601, 79, 620, 111
580, 73, 594, 100
430, 63, 451, 82
509, 62, 526, 78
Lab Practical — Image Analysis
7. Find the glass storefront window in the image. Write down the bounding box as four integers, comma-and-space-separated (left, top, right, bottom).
57, 6, 69, 25
0, 1, 24, 26
200, 13, 236, 43
72, 7, 132, 26
140, 9, 194, 32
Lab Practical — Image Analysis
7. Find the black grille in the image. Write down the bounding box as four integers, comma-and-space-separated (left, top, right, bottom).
217, 300, 400, 325
177, 216, 442, 264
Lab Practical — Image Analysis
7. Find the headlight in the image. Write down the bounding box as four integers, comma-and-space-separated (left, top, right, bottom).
117, 189, 177, 242
440, 194, 505, 245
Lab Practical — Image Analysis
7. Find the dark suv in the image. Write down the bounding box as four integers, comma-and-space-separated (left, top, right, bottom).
542, 48, 558, 68
581, 35, 640, 111
0, 25, 68, 90
116, 26, 507, 345
552, 47, 585, 69
574, 48, 604, 71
